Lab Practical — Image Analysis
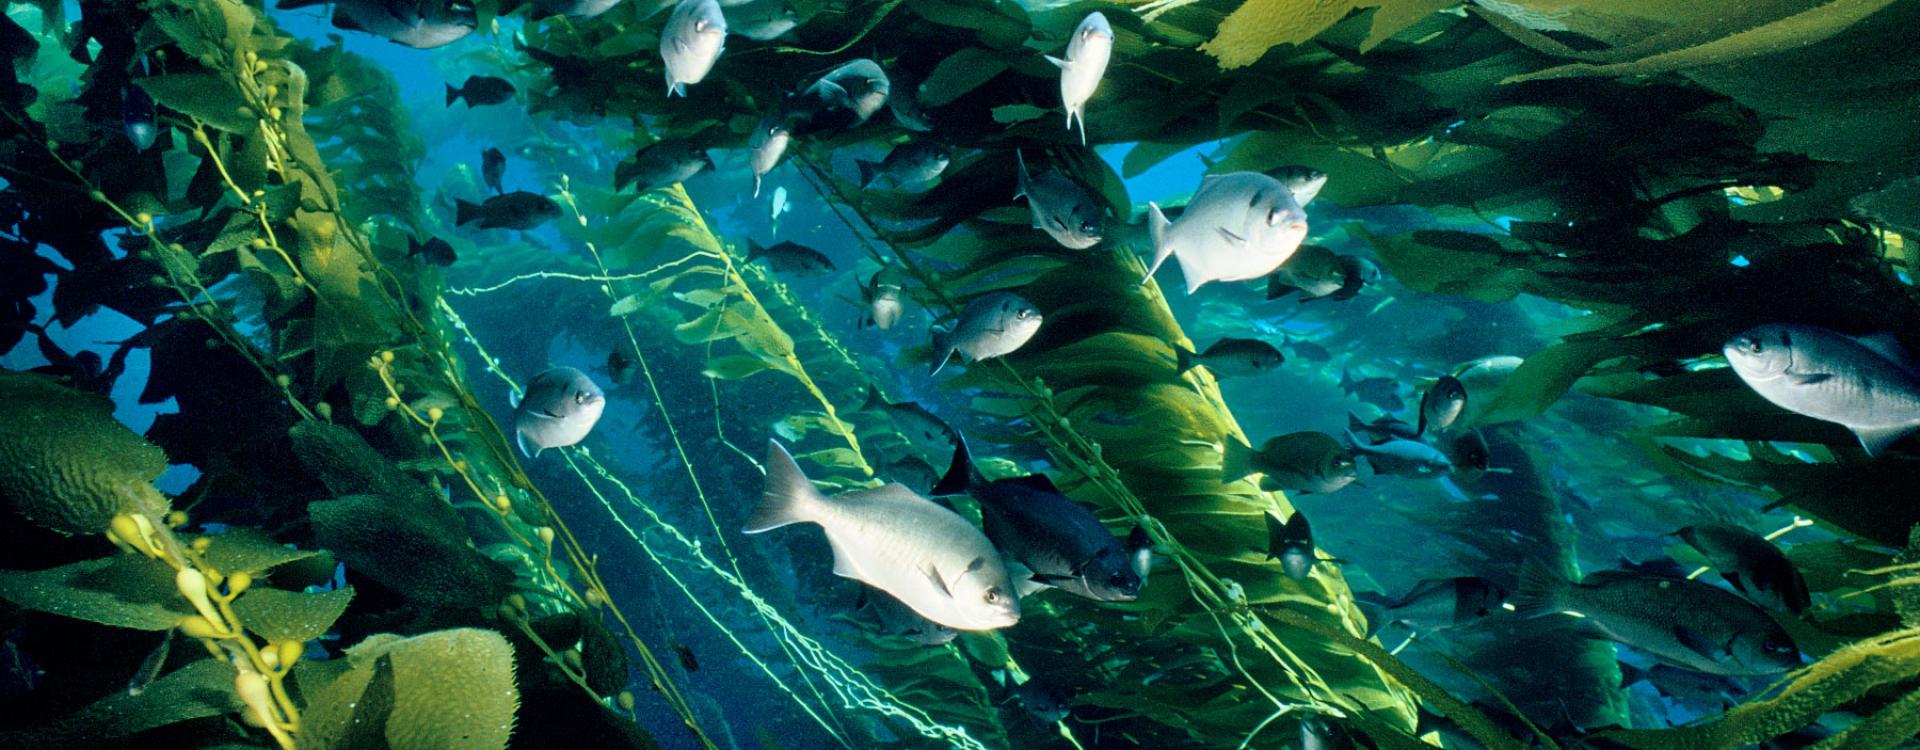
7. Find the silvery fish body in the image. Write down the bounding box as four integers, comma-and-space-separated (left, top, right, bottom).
857, 142, 949, 189
302, 0, 476, 49
1016, 151, 1103, 249
1142, 172, 1309, 294
1045, 12, 1112, 144
1725, 323, 1920, 456
661, 0, 726, 97
748, 118, 790, 197
726, 0, 797, 40
745, 441, 1021, 630
123, 86, 157, 151
930, 292, 1042, 374
860, 268, 906, 330
1417, 375, 1467, 436
1266, 165, 1327, 206
789, 59, 890, 132
513, 366, 606, 457
1265, 245, 1345, 301
1346, 430, 1453, 477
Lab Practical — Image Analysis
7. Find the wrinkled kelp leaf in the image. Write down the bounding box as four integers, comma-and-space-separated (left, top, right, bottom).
199, 527, 325, 576
0, 371, 171, 535
231, 586, 353, 642
300, 628, 519, 750
0, 554, 193, 630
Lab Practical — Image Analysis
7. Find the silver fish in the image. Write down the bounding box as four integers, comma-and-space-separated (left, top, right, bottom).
857, 142, 950, 189
1016, 150, 1103, 250
726, 0, 797, 40
1345, 429, 1452, 477
1142, 172, 1309, 294
856, 584, 956, 644
278, 0, 475, 49
1513, 562, 1800, 677
512, 366, 606, 458
770, 186, 789, 223
748, 118, 791, 197
1417, 374, 1467, 436
860, 267, 906, 330
661, 0, 727, 97
1045, 12, 1112, 145
745, 440, 1020, 630
1266, 165, 1327, 206
1262, 510, 1326, 582
789, 59, 890, 132
929, 292, 1042, 375
1725, 324, 1920, 457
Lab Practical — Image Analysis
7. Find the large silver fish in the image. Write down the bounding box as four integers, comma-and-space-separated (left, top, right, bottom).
745, 441, 1021, 630
1016, 151, 1103, 250
929, 292, 1042, 375
512, 367, 606, 458
1142, 172, 1309, 294
1725, 323, 1920, 456
748, 118, 790, 197
661, 0, 726, 97
1045, 12, 1112, 145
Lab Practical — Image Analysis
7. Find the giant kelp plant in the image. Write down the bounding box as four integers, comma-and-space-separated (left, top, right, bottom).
5, 0, 1920, 748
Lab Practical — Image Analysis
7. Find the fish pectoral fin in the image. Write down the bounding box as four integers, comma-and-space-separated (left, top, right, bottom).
1786, 371, 1833, 385
1721, 571, 1748, 594
1044, 54, 1068, 70
925, 563, 953, 597
1216, 227, 1248, 246
1673, 625, 1726, 659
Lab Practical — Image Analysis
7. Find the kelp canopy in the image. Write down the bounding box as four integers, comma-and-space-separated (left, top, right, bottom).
3, 0, 1920, 747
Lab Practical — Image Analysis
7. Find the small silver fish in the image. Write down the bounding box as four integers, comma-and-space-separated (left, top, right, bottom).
1142, 172, 1309, 294
1417, 374, 1467, 436
1724, 324, 1920, 456
748, 118, 791, 197
127, 630, 172, 696
770, 186, 790, 223
860, 267, 906, 330
1265, 165, 1327, 206
788, 59, 890, 132
1262, 510, 1328, 581
726, 0, 797, 40
661, 0, 727, 97
1045, 12, 1112, 145
1015, 151, 1103, 250
929, 292, 1042, 375
857, 142, 950, 189
513, 366, 606, 458
277, 0, 476, 49
1345, 429, 1452, 477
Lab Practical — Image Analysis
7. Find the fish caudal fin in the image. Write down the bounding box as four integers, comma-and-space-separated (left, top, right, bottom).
929, 328, 955, 375
1221, 438, 1257, 483
516, 429, 543, 459
746, 240, 766, 261
743, 440, 824, 533
1013, 150, 1030, 200
454, 199, 481, 227
861, 385, 886, 413
445, 83, 461, 107
1854, 423, 1920, 457
929, 432, 976, 496
1141, 202, 1173, 286
1510, 559, 1569, 618
1174, 345, 1198, 376
856, 160, 880, 189
1266, 275, 1300, 300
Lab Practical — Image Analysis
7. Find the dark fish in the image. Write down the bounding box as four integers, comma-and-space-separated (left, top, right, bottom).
1513, 561, 1800, 676
930, 292, 1042, 375
1339, 369, 1403, 412
671, 643, 698, 672
1285, 336, 1332, 363
1618, 555, 1692, 579
1175, 338, 1284, 378
855, 584, 957, 645
615, 140, 713, 193
1008, 678, 1074, 724
407, 236, 456, 267
1676, 523, 1811, 615
1223, 431, 1358, 495
123, 85, 157, 151
860, 266, 906, 330
481, 147, 506, 194
1366, 577, 1507, 634
861, 386, 954, 448
1445, 429, 1490, 472
887, 72, 935, 132
883, 456, 939, 496
1262, 510, 1327, 581
127, 630, 172, 696
446, 75, 515, 107
455, 191, 561, 230
278, 0, 476, 48
1345, 429, 1453, 478
1326, 255, 1381, 301
932, 434, 1142, 602
857, 142, 950, 189
786, 59, 890, 134
512, 366, 606, 457
606, 349, 635, 385
1265, 245, 1345, 301
1417, 375, 1467, 436
747, 240, 835, 277
1347, 411, 1417, 445
1619, 662, 1742, 705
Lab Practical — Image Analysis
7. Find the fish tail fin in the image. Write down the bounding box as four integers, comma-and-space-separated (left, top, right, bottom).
746, 239, 765, 261
856, 159, 879, 189
930, 328, 954, 375
930, 432, 976, 496
1265, 274, 1299, 300
861, 385, 885, 413
1351, 595, 1390, 637
1510, 559, 1569, 618
1618, 662, 1647, 688
1142, 202, 1173, 286
1854, 423, 1920, 457
445, 83, 460, 106
1174, 344, 1198, 376
1221, 438, 1256, 483
743, 440, 824, 533
454, 199, 480, 227
406, 236, 423, 257
1013, 149, 1029, 200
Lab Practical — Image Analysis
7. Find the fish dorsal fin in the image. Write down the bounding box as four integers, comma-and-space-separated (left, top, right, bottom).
925, 562, 952, 597
1852, 332, 1920, 374
1004, 473, 1062, 495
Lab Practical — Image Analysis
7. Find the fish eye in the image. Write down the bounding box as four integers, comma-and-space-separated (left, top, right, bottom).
1747, 339, 1764, 354
984, 587, 1004, 604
